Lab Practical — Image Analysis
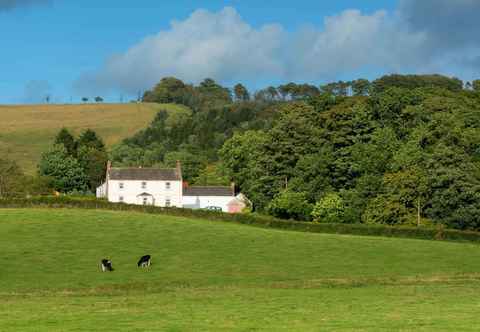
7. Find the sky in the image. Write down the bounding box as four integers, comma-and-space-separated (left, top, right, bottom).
0, 0, 479, 104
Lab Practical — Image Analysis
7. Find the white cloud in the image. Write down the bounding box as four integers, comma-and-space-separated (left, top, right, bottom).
287, 9, 427, 80
76, 7, 285, 94
75, 3, 480, 95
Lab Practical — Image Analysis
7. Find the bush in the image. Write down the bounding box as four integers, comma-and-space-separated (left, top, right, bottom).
312, 193, 345, 223
266, 191, 313, 221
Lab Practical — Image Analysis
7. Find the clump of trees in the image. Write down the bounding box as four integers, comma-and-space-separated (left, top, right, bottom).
111, 73, 480, 230
0, 158, 52, 198
39, 128, 107, 193
220, 84, 480, 230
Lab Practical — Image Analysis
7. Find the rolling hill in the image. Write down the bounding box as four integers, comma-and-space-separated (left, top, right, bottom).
0, 103, 183, 174
1, 208, 480, 331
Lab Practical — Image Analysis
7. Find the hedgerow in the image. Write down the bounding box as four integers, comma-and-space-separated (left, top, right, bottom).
2, 196, 480, 243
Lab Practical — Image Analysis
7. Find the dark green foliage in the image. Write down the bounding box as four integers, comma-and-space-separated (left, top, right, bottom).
351, 79, 371, 96
320, 80, 350, 96
266, 191, 313, 221
142, 77, 191, 104
233, 83, 250, 101
164, 150, 207, 182
128, 74, 480, 230
39, 129, 107, 193
221, 81, 480, 229
77, 146, 108, 191
38, 145, 89, 193
192, 164, 230, 186
54, 128, 77, 156
372, 74, 463, 93
0, 158, 25, 197
77, 129, 106, 151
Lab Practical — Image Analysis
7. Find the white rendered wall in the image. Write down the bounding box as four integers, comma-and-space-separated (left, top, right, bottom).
182, 195, 234, 212
107, 180, 182, 207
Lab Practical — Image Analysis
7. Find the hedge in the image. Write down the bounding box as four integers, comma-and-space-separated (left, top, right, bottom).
1, 196, 480, 243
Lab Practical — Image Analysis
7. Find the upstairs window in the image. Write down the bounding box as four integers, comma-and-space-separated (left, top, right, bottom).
119, 182, 124, 190
166, 182, 171, 190
141, 181, 147, 189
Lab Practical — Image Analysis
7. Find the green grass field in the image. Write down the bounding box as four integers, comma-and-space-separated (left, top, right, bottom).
1, 208, 480, 331
0, 103, 184, 174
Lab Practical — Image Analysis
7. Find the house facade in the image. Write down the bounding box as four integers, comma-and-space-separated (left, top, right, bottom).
97, 162, 248, 213
182, 186, 237, 212
103, 162, 183, 207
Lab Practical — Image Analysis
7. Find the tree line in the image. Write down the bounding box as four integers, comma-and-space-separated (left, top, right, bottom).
2, 73, 480, 231
133, 73, 480, 230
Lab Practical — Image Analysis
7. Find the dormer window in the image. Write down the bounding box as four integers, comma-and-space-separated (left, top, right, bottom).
166, 182, 171, 190
141, 181, 147, 189
119, 182, 124, 189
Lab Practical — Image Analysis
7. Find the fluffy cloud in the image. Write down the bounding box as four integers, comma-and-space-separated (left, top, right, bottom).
76, 2, 480, 95
0, 0, 50, 11
287, 9, 427, 80
76, 7, 285, 94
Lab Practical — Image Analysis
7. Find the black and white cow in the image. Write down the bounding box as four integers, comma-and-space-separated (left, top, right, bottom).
137, 255, 151, 268
100, 259, 114, 272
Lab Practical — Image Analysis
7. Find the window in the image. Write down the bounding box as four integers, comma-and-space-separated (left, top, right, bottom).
119, 182, 124, 189
165, 198, 171, 207
165, 182, 171, 190
119, 196, 124, 203
141, 181, 147, 189
143, 197, 148, 205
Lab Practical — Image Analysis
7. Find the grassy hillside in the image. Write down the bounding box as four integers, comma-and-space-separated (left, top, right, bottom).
1, 208, 480, 331
0, 103, 183, 174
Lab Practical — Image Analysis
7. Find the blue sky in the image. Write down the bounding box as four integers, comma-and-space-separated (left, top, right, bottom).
0, 0, 478, 104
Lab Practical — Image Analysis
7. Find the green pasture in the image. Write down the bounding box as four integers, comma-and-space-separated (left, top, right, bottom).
1, 208, 480, 331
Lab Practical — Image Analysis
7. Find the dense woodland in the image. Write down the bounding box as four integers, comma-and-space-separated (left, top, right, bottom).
2, 74, 480, 230
113, 74, 480, 229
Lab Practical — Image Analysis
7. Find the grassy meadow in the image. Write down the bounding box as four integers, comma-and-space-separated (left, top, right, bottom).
0, 103, 183, 174
1, 208, 480, 331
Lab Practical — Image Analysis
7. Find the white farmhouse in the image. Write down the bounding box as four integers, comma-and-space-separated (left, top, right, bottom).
97, 161, 249, 213
101, 161, 183, 207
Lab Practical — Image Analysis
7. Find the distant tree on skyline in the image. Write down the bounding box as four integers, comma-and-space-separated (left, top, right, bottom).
234, 83, 250, 101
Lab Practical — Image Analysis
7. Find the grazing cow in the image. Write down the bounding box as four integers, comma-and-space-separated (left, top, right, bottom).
100, 259, 114, 272
137, 255, 151, 268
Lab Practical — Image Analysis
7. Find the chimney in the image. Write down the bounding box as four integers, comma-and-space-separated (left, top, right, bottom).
176, 160, 182, 180
231, 182, 236, 196
105, 160, 112, 198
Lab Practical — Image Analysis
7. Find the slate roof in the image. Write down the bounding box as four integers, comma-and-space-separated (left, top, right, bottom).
183, 186, 234, 197
109, 168, 181, 181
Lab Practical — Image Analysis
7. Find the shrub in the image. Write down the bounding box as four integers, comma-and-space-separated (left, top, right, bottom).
312, 193, 345, 223
266, 191, 313, 221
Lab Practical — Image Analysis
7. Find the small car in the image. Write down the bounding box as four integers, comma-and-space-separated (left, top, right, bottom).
204, 206, 222, 211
